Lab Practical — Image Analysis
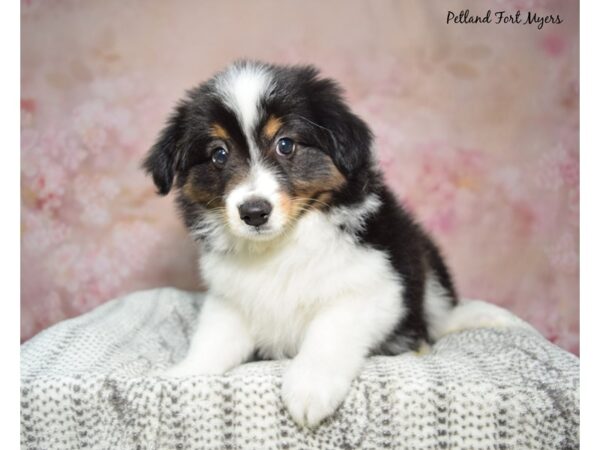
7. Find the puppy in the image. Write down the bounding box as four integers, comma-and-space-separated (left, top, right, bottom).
143, 60, 458, 428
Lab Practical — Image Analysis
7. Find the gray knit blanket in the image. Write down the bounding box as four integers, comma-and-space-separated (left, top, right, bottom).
21, 288, 580, 450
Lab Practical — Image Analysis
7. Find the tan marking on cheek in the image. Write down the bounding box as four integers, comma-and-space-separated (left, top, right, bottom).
280, 155, 347, 222
263, 115, 283, 139
279, 191, 293, 218
293, 159, 346, 205
315, 166, 345, 192
182, 179, 222, 207
279, 191, 307, 223
210, 123, 230, 140
315, 191, 333, 206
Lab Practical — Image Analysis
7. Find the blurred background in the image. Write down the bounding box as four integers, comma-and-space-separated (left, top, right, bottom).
21, 0, 579, 353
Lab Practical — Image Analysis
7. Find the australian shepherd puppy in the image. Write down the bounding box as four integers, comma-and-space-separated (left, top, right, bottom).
143, 60, 458, 427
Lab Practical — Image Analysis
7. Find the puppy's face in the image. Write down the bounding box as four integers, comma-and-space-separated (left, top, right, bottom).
144, 62, 372, 245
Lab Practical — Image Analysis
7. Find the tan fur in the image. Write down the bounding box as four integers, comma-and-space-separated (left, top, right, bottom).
183, 179, 221, 206
210, 123, 230, 141
293, 161, 345, 200
263, 116, 283, 139
279, 192, 294, 218
282, 158, 346, 221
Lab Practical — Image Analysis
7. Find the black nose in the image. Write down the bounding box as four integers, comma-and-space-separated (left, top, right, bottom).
238, 199, 272, 227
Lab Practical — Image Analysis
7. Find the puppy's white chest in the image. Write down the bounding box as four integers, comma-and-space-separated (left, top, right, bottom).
200, 212, 399, 358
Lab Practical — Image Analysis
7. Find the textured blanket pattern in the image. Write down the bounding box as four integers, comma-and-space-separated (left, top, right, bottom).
21, 288, 580, 450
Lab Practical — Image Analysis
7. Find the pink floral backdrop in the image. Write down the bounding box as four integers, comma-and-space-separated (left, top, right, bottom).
21, 0, 579, 354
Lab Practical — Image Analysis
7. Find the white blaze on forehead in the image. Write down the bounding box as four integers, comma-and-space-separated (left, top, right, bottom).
227, 163, 280, 207
215, 63, 272, 160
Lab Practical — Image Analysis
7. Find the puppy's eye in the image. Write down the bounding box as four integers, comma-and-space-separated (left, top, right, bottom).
211, 147, 229, 168
276, 138, 295, 156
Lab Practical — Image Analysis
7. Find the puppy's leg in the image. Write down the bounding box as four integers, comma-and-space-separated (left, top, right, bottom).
165, 295, 255, 377
282, 293, 401, 428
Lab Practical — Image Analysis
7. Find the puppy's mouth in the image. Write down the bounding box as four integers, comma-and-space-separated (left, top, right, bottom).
236, 223, 283, 241
226, 219, 289, 243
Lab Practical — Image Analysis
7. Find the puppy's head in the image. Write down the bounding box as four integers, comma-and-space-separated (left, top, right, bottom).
143, 61, 372, 245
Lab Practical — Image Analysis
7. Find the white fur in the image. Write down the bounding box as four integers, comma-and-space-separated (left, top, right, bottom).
212, 64, 291, 243
214, 63, 272, 160
201, 210, 404, 359
225, 163, 286, 240
165, 295, 254, 376
423, 274, 455, 341
168, 205, 405, 427
329, 194, 382, 234
437, 299, 540, 337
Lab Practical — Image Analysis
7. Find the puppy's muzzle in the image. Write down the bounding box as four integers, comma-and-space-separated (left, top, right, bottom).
238, 198, 273, 227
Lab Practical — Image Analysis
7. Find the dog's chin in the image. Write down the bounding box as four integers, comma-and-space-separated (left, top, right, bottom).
228, 222, 286, 243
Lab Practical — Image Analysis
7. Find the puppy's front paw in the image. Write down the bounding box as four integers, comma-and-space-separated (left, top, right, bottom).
282, 360, 352, 428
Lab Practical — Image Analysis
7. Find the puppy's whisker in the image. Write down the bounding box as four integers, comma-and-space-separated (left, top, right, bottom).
283, 113, 335, 137
291, 197, 332, 210
291, 196, 330, 205
206, 196, 224, 208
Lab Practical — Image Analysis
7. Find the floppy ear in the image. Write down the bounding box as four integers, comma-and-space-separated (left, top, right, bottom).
142, 103, 188, 195
309, 76, 373, 176
326, 109, 373, 176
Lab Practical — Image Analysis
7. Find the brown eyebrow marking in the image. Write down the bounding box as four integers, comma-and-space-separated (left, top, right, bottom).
263, 115, 283, 139
210, 123, 230, 140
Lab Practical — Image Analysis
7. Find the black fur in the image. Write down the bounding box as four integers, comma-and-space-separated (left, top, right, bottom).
143, 103, 188, 195
359, 183, 458, 352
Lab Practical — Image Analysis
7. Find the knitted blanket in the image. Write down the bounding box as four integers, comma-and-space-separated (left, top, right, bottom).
20, 288, 580, 450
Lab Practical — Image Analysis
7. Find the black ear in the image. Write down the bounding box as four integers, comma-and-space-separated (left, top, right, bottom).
327, 109, 373, 176
142, 103, 188, 195
308, 76, 373, 176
